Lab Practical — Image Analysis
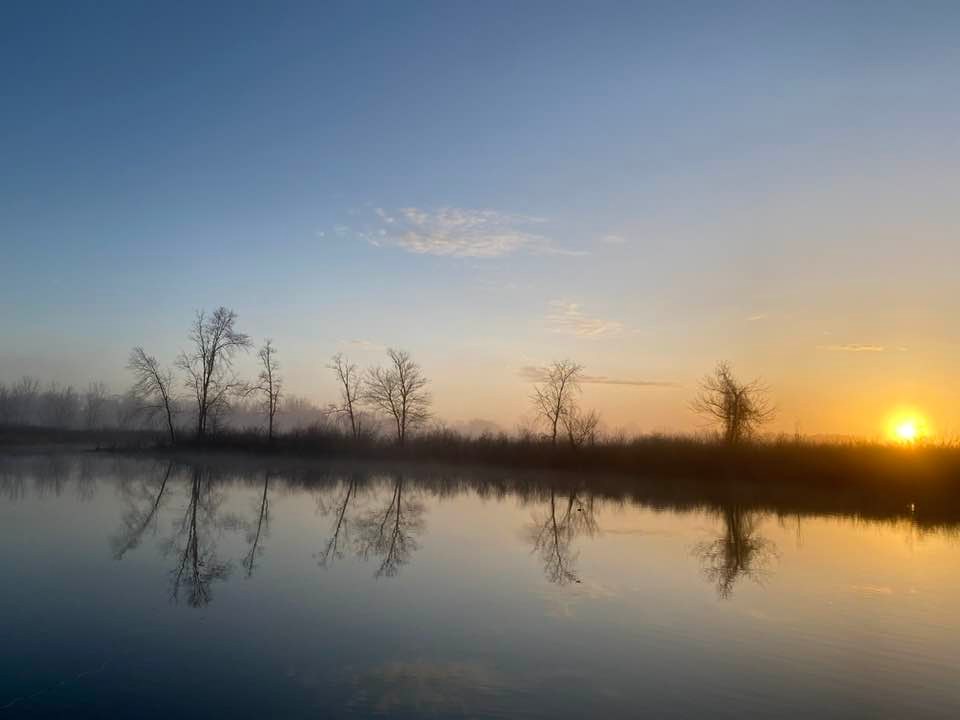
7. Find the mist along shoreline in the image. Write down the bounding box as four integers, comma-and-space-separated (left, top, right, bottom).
3, 424, 960, 528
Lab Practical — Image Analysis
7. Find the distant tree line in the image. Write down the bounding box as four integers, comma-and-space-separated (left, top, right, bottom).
2, 305, 775, 447
0, 377, 137, 430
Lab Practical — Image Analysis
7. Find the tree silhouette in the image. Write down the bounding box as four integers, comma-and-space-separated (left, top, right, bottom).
83, 382, 110, 430
691, 361, 774, 444
561, 406, 601, 449
364, 349, 431, 446
255, 340, 282, 441
177, 307, 252, 438
328, 353, 364, 440
40, 382, 79, 428
9, 376, 40, 425
530, 360, 584, 446
128, 347, 178, 443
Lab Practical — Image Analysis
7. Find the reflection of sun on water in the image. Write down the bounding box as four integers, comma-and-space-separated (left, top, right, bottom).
888, 412, 929, 444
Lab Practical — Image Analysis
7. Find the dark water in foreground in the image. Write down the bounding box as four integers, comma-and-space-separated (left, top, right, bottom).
2, 453, 959, 719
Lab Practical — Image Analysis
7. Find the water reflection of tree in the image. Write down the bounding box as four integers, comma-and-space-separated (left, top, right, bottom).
111, 461, 173, 559
165, 468, 231, 607
76, 455, 98, 502
241, 472, 272, 578
33, 454, 72, 498
0, 462, 27, 502
694, 505, 776, 599
316, 472, 361, 568
527, 486, 598, 585
355, 473, 425, 578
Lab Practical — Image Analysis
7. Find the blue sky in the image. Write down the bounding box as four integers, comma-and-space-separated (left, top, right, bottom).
2, 2, 959, 435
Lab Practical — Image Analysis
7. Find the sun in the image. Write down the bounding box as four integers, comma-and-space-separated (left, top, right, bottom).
888, 412, 929, 444
895, 420, 918, 442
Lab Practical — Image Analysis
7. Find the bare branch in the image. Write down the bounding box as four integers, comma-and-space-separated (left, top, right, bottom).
328, 353, 363, 440
691, 361, 775, 444
254, 340, 282, 440
127, 346, 178, 443
175, 307, 252, 437
530, 360, 583, 445
363, 349, 431, 446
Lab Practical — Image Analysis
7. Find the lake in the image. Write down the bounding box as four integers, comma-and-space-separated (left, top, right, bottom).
2, 452, 959, 718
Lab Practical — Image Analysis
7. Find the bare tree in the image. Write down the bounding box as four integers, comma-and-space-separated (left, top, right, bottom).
281, 394, 329, 430
328, 353, 363, 440
83, 382, 110, 430
691, 361, 774, 444
116, 389, 143, 429
254, 340, 282, 441
561, 406, 601, 449
364, 349, 431, 446
128, 347, 178, 444
176, 307, 252, 438
40, 382, 80, 428
9, 376, 40, 425
531, 360, 583, 445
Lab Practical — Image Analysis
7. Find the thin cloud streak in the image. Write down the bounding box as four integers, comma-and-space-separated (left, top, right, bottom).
518, 365, 678, 388
358, 207, 586, 258
818, 344, 906, 353
546, 301, 623, 338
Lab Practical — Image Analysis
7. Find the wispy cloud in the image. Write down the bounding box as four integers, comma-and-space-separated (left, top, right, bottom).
357, 207, 585, 258
818, 343, 906, 353
746, 313, 769, 322
518, 365, 678, 388
546, 300, 624, 338
599, 234, 626, 244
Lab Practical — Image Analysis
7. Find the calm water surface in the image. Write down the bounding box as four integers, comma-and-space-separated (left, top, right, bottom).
2, 453, 959, 718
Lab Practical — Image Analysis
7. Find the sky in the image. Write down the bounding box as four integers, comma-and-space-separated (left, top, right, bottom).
2, 1, 959, 438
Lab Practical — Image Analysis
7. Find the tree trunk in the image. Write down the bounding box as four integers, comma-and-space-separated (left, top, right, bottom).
165, 403, 176, 445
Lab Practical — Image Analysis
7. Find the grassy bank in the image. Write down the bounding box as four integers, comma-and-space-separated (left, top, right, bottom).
167, 426, 960, 487
0, 424, 162, 450
4, 423, 960, 488
5, 422, 958, 491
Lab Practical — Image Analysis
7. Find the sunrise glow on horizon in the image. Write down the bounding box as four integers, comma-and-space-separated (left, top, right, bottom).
887, 410, 932, 445
1, 3, 958, 440
4, 6, 960, 718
